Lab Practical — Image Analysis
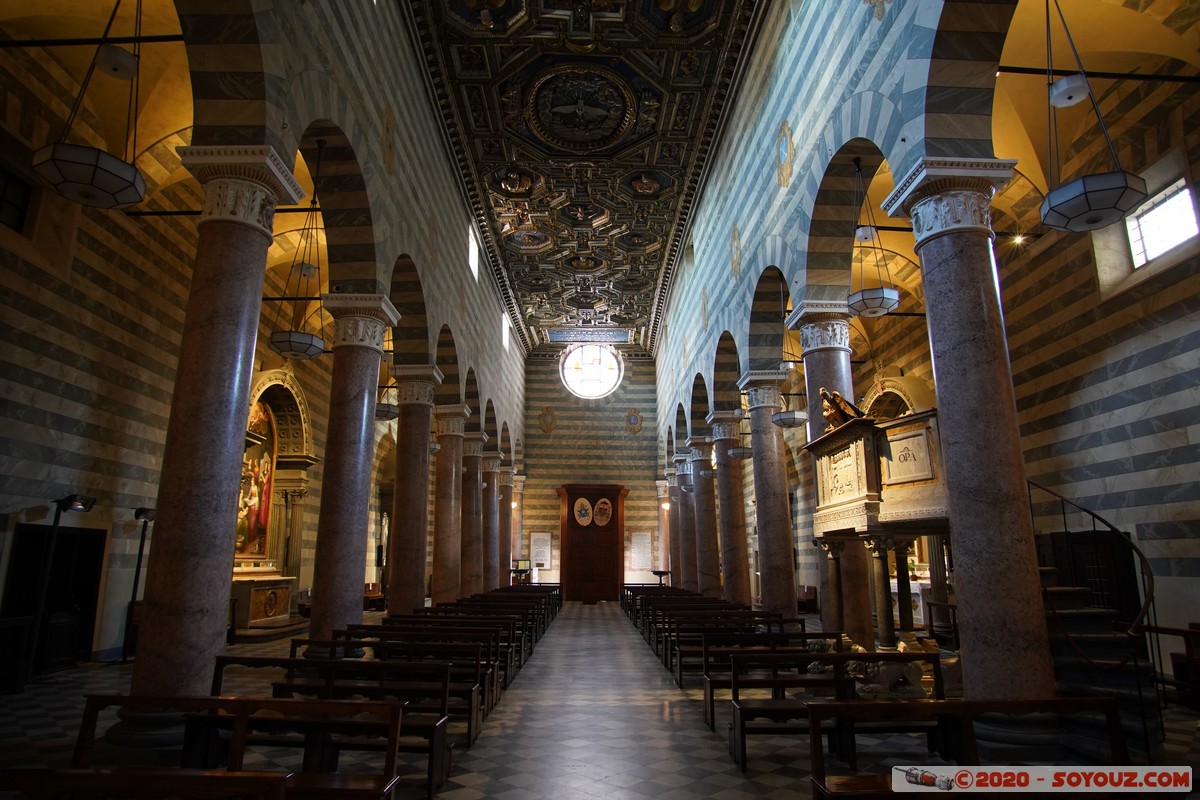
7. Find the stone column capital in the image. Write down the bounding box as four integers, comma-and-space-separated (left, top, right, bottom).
482, 452, 503, 472
511, 475, 526, 493
688, 441, 712, 462
498, 469, 515, 487
392, 380, 436, 408
882, 156, 1015, 251
463, 432, 488, 457
796, 316, 852, 356
737, 369, 790, 391
434, 404, 469, 437
676, 460, 693, 477
863, 534, 896, 555
743, 383, 783, 412
178, 145, 303, 238
390, 363, 444, 385
655, 479, 669, 498
322, 295, 401, 354
784, 300, 851, 331
710, 419, 741, 442
814, 537, 845, 557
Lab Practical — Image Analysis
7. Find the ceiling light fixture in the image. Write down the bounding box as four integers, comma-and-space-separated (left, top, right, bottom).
847, 157, 900, 317
31, 1, 146, 209
266, 139, 330, 360
1039, 0, 1147, 232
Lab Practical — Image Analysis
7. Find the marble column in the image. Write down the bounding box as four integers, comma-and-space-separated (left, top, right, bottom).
884, 157, 1055, 699
655, 480, 670, 573
737, 374, 798, 618
815, 539, 845, 633
674, 458, 698, 592
926, 534, 954, 640
792, 307, 874, 648
865, 536, 897, 648
710, 413, 751, 606
511, 475, 526, 564
689, 439, 721, 598
894, 539, 915, 632
386, 366, 442, 617
460, 432, 487, 598
499, 468, 515, 585
482, 452, 502, 591
132, 146, 301, 698
664, 468, 681, 586
432, 405, 468, 605
309, 295, 401, 642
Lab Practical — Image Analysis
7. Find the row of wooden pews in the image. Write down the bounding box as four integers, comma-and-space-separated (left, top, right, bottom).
0, 584, 560, 800
622, 583, 1131, 798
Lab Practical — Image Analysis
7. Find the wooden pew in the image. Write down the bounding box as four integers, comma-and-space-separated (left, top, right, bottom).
806, 696, 1129, 800
0, 768, 291, 799
344, 622, 510, 698
71, 694, 403, 800
726, 651, 945, 771
210, 655, 451, 798
665, 611, 791, 684
701, 631, 843, 730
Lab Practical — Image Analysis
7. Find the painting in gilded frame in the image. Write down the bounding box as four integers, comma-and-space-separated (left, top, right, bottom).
237, 401, 276, 560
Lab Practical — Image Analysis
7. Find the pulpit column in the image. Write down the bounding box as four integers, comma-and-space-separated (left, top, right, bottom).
674, 458, 698, 592
737, 374, 798, 618
482, 452, 502, 591
864, 536, 897, 648
690, 439, 721, 598
133, 146, 302, 697
885, 157, 1054, 698
460, 433, 487, 598
665, 468, 681, 586
894, 539, 915, 632
815, 539, 844, 633
926, 534, 953, 640
432, 405, 468, 605
309, 295, 401, 641
499, 468, 515, 585
709, 413, 751, 606
792, 307, 874, 649
655, 480, 671, 574
386, 366, 442, 616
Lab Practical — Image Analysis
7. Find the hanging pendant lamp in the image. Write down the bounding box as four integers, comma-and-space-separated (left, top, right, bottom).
847, 158, 900, 317
32, 1, 146, 209
1038, 0, 1146, 232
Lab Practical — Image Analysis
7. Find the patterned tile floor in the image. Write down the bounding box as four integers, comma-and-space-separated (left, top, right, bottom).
1, 601, 1197, 798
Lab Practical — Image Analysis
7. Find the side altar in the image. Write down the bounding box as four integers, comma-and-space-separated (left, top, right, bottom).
230, 566, 297, 629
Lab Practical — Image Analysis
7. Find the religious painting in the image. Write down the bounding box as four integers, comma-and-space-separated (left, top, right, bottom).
237, 401, 276, 560
594, 497, 613, 527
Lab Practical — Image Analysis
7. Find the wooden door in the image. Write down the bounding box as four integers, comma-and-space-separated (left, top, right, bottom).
558, 484, 627, 603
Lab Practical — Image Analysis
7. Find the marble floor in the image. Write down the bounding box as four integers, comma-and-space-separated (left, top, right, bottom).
0, 601, 1197, 799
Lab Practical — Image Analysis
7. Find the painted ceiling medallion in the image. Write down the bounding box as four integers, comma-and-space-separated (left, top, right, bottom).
506, 229, 553, 251
528, 65, 636, 152
565, 254, 605, 274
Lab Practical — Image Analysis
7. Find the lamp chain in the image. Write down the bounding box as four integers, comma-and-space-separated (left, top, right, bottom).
59, 1, 123, 143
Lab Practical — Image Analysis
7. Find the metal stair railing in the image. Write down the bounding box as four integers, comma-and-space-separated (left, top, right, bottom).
1027, 480, 1165, 757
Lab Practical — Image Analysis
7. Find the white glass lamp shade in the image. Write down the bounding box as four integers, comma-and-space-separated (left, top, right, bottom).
848, 286, 900, 317
375, 403, 400, 421
269, 330, 326, 360
1040, 170, 1148, 233
32, 142, 146, 208
727, 446, 753, 459
771, 410, 807, 428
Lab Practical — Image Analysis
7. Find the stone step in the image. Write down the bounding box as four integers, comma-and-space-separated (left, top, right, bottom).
1046, 607, 1123, 633
1038, 566, 1060, 588
1043, 585, 1092, 610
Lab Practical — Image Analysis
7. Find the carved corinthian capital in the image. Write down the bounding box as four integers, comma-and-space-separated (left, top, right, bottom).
324, 294, 402, 353
908, 190, 995, 250
745, 383, 782, 412
178, 145, 304, 239
799, 317, 851, 355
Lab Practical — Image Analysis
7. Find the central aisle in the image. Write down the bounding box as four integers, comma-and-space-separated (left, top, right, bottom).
440, 600, 811, 799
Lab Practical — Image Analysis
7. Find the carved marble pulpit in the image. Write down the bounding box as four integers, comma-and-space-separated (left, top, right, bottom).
806, 416, 881, 536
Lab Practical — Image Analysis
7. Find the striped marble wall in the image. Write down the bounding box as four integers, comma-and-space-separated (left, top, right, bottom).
522, 354, 659, 582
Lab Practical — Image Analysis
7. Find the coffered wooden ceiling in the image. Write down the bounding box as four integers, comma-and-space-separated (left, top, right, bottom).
405, 0, 766, 354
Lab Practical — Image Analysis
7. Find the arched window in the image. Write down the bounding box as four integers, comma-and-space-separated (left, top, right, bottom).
559, 343, 623, 399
